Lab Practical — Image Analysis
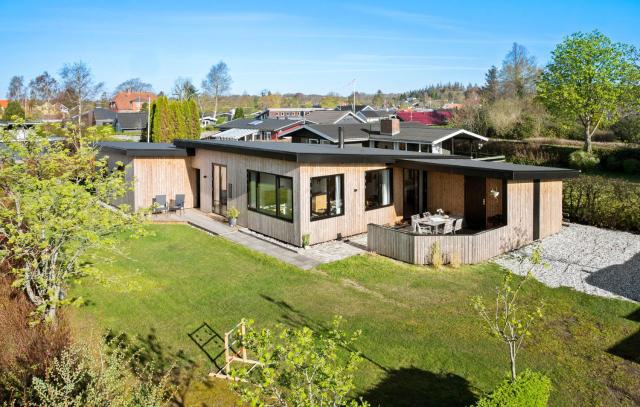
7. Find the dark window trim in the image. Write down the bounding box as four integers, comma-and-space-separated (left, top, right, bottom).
246, 169, 294, 223
310, 173, 345, 222
364, 168, 394, 211
533, 179, 540, 240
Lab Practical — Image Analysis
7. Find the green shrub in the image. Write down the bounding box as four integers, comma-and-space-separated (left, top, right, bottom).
622, 158, 640, 174
612, 115, 640, 144
564, 176, 640, 232
568, 150, 600, 171
475, 370, 552, 407
227, 206, 240, 219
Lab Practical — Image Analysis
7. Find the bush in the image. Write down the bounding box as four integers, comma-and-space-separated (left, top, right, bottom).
564, 176, 640, 232
475, 370, 552, 407
611, 115, 640, 144
622, 158, 640, 174
431, 241, 443, 269
568, 150, 600, 171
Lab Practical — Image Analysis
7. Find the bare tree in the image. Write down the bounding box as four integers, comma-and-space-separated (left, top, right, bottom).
499, 43, 538, 98
202, 61, 232, 120
29, 71, 59, 102
60, 61, 104, 135
172, 77, 198, 101
114, 78, 153, 94
7, 75, 26, 101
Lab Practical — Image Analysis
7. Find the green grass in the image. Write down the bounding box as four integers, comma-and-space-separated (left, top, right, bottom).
71, 224, 640, 406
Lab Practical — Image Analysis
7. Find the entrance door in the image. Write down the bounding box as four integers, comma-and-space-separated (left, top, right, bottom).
403, 169, 420, 219
194, 169, 201, 208
464, 176, 486, 230
212, 164, 227, 216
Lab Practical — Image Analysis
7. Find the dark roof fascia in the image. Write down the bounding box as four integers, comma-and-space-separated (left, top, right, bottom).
395, 159, 580, 180
96, 144, 189, 158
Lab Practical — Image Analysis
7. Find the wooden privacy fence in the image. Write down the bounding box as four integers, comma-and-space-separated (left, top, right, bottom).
367, 223, 511, 265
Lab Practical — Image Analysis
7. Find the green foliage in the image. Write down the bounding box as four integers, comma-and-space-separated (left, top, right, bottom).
227, 206, 239, 219
2, 100, 26, 121
149, 96, 200, 142
0, 125, 145, 322
430, 241, 443, 269
537, 30, 640, 152
612, 115, 640, 143
568, 150, 600, 171
233, 107, 244, 119
622, 158, 640, 174
475, 369, 552, 407
564, 175, 640, 232
232, 317, 368, 407
302, 233, 311, 247
31, 342, 172, 406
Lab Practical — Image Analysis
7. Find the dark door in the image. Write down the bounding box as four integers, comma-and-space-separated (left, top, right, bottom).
212, 164, 227, 216
403, 169, 420, 219
464, 176, 486, 230
194, 169, 201, 208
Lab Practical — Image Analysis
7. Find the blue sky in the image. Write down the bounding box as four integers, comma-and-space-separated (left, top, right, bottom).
1, 0, 639, 96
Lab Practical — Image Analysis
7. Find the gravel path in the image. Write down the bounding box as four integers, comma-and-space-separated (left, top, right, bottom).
495, 224, 640, 302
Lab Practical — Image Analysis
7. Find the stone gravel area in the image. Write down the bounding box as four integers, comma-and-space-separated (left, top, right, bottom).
495, 223, 640, 302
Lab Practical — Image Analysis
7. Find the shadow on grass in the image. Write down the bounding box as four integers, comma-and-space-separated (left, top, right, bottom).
585, 252, 640, 302
360, 367, 477, 407
608, 308, 640, 364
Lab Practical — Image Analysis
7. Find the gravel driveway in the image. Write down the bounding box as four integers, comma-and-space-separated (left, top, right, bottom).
495, 224, 640, 302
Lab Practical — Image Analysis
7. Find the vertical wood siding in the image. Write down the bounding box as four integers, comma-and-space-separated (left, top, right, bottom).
539, 180, 563, 238
132, 157, 196, 211
426, 172, 465, 215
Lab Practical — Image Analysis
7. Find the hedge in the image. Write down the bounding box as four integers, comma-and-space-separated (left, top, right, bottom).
563, 176, 640, 232
475, 370, 552, 407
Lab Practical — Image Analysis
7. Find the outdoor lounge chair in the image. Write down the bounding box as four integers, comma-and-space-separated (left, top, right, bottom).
152, 195, 167, 214
169, 194, 185, 215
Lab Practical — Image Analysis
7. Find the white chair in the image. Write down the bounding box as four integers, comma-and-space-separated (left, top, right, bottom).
453, 218, 463, 234
410, 214, 420, 232
422, 212, 431, 218
442, 219, 454, 235
417, 223, 433, 235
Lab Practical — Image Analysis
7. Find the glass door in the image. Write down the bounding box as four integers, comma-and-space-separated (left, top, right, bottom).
403, 168, 420, 219
212, 164, 227, 216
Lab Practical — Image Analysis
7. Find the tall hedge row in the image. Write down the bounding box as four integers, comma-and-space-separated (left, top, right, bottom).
149, 96, 200, 142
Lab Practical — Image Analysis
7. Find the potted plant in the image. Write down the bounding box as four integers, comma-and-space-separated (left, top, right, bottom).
302, 234, 311, 249
227, 206, 239, 227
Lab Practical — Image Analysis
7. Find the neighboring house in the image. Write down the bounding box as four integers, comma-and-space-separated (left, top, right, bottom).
356, 109, 395, 123
32, 102, 69, 120
216, 118, 303, 141
303, 110, 365, 125
0, 100, 9, 110
87, 107, 117, 126
96, 140, 577, 265
284, 124, 370, 145
442, 103, 464, 110
115, 112, 148, 134
336, 104, 373, 112
110, 91, 156, 112
396, 110, 453, 126
256, 108, 326, 120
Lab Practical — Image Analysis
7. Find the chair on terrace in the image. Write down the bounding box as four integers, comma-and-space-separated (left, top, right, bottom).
442, 219, 454, 235
453, 218, 463, 234
169, 194, 185, 215
152, 195, 167, 214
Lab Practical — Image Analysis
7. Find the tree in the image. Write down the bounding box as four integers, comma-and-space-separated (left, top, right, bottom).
149, 96, 199, 142
59, 61, 104, 135
499, 43, 538, 98
233, 317, 368, 407
114, 77, 153, 94
371, 90, 384, 107
171, 77, 198, 101
7, 75, 26, 101
202, 61, 232, 120
0, 123, 143, 323
1, 100, 26, 121
482, 65, 499, 102
471, 250, 545, 381
537, 30, 640, 152
233, 107, 244, 119
29, 71, 59, 102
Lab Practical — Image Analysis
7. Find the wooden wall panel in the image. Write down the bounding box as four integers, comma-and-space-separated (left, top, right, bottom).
485, 178, 503, 221
503, 180, 534, 251
133, 157, 196, 211
101, 151, 136, 210
539, 180, 563, 238
427, 172, 465, 215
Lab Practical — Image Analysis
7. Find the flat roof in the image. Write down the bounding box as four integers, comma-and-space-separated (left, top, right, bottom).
218, 118, 302, 131
174, 139, 446, 164
397, 158, 580, 180
94, 141, 189, 157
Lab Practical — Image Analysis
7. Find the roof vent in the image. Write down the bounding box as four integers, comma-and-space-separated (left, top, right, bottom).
380, 118, 400, 136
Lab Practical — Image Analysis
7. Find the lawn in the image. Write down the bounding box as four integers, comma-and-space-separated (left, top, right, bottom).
70, 224, 640, 406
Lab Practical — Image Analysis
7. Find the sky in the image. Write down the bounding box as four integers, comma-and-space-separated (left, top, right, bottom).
0, 0, 639, 96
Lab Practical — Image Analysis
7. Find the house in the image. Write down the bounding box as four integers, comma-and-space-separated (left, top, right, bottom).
336, 104, 373, 112
215, 118, 303, 141
256, 108, 326, 120
303, 110, 365, 125
86, 107, 117, 126
356, 110, 395, 123
114, 112, 148, 134
96, 139, 578, 265
109, 91, 156, 112
396, 110, 453, 126
284, 124, 370, 145
0, 100, 9, 110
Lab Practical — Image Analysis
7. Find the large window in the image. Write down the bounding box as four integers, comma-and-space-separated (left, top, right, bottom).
247, 170, 293, 221
310, 174, 344, 221
365, 168, 393, 210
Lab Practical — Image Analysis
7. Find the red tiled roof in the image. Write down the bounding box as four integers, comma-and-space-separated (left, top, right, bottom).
396, 110, 452, 125
0, 99, 9, 109
110, 91, 156, 112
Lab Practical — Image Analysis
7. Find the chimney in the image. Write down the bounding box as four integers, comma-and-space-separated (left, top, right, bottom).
338, 126, 344, 148
380, 118, 400, 135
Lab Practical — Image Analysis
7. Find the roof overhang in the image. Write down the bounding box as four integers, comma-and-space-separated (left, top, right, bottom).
430, 129, 488, 144
95, 144, 189, 157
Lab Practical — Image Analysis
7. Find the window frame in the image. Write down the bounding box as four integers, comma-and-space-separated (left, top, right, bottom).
364, 168, 394, 211
246, 170, 294, 223
309, 173, 345, 222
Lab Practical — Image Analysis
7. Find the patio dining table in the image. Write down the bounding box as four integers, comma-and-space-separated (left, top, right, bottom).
417, 215, 457, 234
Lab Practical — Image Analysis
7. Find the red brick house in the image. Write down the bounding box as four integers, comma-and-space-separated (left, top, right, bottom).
109, 91, 156, 112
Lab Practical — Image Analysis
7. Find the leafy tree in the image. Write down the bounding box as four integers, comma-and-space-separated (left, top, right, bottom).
28, 71, 59, 102
499, 43, 538, 98
371, 90, 384, 107
0, 123, 144, 323
149, 96, 199, 142
471, 253, 544, 381
171, 77, 198, 101
7, 75, 26, 100
114, 77, 153, 94
59, 61, 104, 135
2, 100, 26, 121
482, 65, 499, 102
612, 114, 640, 143
202, 61, 232, 120
233, 317, 368, 407
537, 30, 640, 152
233, 107, 244, 119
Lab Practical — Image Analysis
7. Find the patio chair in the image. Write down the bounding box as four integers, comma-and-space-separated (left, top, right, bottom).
152, 195, 167, 214
169, 194, 186, 215
416, 223, 433, 235
410, 214, 420, 232
442, 219, 454, 235
453, 218, 463, 234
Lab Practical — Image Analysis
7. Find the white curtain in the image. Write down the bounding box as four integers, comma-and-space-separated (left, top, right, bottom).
381, 170, 390, 206
335, 175, 342, 214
